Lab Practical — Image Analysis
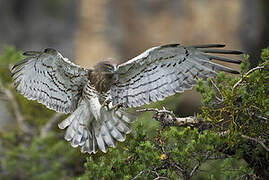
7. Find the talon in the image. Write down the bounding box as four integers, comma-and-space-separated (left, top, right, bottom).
114, 103, 123, 111
109, 103, 123, 111
101, 98, 112, 109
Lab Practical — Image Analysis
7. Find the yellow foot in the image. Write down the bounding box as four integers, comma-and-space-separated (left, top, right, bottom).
101, 99, 123, 111
101, 98, 112, 109
109, 103, 123, 111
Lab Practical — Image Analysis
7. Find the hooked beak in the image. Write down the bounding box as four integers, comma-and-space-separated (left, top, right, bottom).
111, 64, 117, 73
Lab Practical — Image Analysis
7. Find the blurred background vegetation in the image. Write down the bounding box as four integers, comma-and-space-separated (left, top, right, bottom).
0, 0, 268, 179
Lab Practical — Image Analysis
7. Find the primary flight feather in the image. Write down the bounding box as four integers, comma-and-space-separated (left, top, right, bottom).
10, 44, 242, 154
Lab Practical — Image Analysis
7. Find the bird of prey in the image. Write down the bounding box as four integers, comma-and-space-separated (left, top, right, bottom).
10, 44, 242, 154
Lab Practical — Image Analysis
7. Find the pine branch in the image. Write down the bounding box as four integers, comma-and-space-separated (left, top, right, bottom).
189, 152, 211, 179
41, 113, 64, 138
232, 63, 265, 94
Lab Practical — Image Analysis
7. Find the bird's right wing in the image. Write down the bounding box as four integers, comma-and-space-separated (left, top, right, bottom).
111, 44, 242, 108
11, 48, 89, 113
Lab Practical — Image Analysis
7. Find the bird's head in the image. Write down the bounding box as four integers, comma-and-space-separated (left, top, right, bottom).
94, 60, 117, 74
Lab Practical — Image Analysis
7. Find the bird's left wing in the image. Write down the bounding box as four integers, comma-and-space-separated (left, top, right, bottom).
110, 44, 242, 108
11, 48, 89, 113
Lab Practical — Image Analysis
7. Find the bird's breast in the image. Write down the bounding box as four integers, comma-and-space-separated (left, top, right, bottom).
89, 72, 114, 94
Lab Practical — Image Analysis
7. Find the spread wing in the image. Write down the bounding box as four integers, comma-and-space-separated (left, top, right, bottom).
111, 44, 242, 107
11, 48, 89, 113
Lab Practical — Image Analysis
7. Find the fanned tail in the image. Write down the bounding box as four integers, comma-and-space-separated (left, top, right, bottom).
58, 98, 137, 154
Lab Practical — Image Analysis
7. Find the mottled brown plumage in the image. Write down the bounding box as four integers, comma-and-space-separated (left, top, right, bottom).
89, 61, 115, 94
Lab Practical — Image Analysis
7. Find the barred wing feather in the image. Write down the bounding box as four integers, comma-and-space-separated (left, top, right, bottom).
11, 48, 89, 113
111, 44, 242, 108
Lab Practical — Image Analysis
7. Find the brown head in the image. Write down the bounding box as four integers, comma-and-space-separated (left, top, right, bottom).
89, 60, 117, 93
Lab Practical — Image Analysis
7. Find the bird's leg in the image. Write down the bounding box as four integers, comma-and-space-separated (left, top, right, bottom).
101, 98, 123, 111
101, 98, 112, 110
109, 103, 123, 111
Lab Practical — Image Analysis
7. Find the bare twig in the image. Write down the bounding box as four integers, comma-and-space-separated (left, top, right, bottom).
189, 163, 200, 178
175, 116, 197, 127
131, 165, 171, 180
255, 115, 268, 121
41, 113, 64, 138
189, 152, 211, 178
232, 64, 265, 94
153, 177, 169, 180
210, 79, 223, 103
130, 169, 148, 180
3, 88, 30, 133
137, 108, 176, 119
241, 134, 269, 152
218, 130, 229, 137
173, 163, 184, 172
208, 154, 233, 160
152, 170, 169, 180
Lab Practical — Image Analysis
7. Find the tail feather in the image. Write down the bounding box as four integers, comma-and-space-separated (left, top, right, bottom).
115, 110, 137, 123
100, 124, 116, 148
111, 111, 131, 133
93, 124, 107, 153
90, 130, 98, 154
73, 115, 88, 146
64, 122, 76, 141
102, 110, 126, 141
84, 128, 98, 154
71, 125, 84, 147
105, 120, 125, 142
80, 129, 88, 146
81, 129, 97, 154
81, 139, 90, 153
58, 98, 137, 154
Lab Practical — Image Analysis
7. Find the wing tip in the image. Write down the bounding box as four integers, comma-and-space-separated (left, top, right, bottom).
160, 43, 180, 48
228, 70, 240, 74
191, 44, 226, 48
23, 48, 58, 56
204, 54, 243, 64
228, 50, 243, 55
226, 59, 242, 64
44, 48, 58, 55
10, 58, 30, 71
201, 49, 243, 55
23, 51, 42, 56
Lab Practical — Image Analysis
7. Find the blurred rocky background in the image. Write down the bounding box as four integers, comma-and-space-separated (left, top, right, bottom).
0, 0, 268, 128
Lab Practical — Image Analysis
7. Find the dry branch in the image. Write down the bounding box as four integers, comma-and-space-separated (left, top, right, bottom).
3, 88, 30, 133
232, 63, 265, 94
136, 108, 209, 130
241, 134, 269, 152
137, 108, 269, 153
41, 113, 64, 138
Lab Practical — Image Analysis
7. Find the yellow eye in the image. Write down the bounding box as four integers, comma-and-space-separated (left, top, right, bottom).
104, 64, 113, 72
106, 65, 112, 69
